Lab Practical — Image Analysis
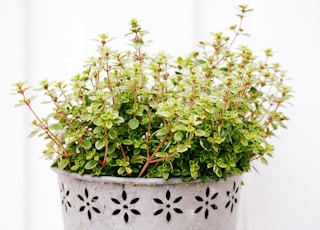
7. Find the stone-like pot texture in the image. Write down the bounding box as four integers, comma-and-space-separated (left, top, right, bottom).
54, 168, 242, 230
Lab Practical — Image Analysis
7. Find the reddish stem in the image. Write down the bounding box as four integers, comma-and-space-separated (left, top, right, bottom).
138, 133, 170, 177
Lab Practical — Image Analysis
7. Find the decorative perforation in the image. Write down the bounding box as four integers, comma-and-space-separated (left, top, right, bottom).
60, 183, 72, 212
111, 190, 141, 223
59, 179, 240, 225
153, 190, 183, 222
77, 188, 101, 220
194, 187, 219, 219
225, 181, 240, 213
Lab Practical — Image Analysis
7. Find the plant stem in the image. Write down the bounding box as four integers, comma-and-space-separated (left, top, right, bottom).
150, 150, 179, 163
19, 88, 70, 163
119, 144, 127, 162
138, 133, 170, 177
133, 79, 137, 118
102, 138, 109, 166
105, 60, 115, 105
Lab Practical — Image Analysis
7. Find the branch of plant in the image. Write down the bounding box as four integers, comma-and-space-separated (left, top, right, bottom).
138, 132, 170, 177
102, 138, 109, 166
215, 5, 247, 66
119, 144, 127, 162
150, 150, 179, 163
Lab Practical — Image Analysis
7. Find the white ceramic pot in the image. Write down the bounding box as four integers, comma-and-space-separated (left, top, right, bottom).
54, 169, 241, 230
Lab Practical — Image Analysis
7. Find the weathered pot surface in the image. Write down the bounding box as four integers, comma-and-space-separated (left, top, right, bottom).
54, 168, 242, 230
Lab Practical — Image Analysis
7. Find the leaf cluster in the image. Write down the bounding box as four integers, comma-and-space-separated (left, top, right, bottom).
13, 6, 293, 181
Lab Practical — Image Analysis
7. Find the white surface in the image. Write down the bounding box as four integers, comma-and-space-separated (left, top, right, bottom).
56, 169, 242, 230
1, 0, 319, 229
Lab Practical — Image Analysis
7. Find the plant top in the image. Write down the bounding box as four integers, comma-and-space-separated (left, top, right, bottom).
13, 5, 292, 181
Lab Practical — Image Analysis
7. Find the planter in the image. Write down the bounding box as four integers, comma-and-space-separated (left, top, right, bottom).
54, 168, 242, 230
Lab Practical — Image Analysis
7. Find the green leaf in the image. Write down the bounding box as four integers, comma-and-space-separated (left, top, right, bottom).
70, 164, 80, 171
105, 120, 113, 129
128, 118, 139, 130
123, 139, 133, 145
84, 160, 98, 170
229, 167, 243, 175
155, 152, 167, 158
28, 129, 40, 138
95, 139, 105, 150
191, 170, 198, 179
215, 160, 227, 168
174, 124, 188, 131
215, 136, 225, 144
86, 150, 96, 160
177, 143, 188, 153
162, 172, 169, 180
158, 111, 171, 118
114, 116, 125, 124
219, 67, 228, 72
117, 167, 126, 175
125, 167, 133, 174
130, 155, 146, 164
174, 131, 184, 142
108, 129, 117, 139
80, 113, 91, 121
81, 140, 92, 150
172, 169, 181, 177
156, 127, 170, 136
58, 159, 69, 170
94, 118, 103, 126
84, 95, 91, 106
93, 126, 103, 134
195, 129, 206, 137
260, 156, 268, 165
213, 165, 222, 177
108, 142, 116, 154
200, 139, 211, 151
49, 123, 64, 130
116, 159, 124, 166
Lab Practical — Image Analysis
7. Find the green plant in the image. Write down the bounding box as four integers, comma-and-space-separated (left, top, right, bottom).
13, 5, 292, 181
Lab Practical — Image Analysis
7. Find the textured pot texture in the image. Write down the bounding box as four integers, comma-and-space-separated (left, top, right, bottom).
54, 169, 242, 230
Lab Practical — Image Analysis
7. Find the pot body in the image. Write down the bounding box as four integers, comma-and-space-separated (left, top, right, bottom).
54, 169, 242, 230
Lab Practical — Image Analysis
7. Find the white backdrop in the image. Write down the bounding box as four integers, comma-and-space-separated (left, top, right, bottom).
1, 0, 320, 229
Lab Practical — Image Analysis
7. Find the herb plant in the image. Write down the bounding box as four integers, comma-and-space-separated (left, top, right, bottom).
13, 5, 292, 181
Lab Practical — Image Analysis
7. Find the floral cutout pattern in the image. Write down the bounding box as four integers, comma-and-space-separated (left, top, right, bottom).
60, 183, 72, 212
194, 187, 218, 219
77, 188, 101, 220
153, 190, 183, 222
225, 181, 240, 213
59, 179, 241, 225
111, 190, 141, 223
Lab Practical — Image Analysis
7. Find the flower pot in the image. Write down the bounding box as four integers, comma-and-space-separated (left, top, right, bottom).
54, 168, 242, 230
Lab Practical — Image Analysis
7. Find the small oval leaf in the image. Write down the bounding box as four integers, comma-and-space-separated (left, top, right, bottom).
174, 131, 184, 142
58, 159, 69, 169
128, 118, 139, 130
84, 160, 98, 170
81, 140, 92, 150
95, 139, 105, 150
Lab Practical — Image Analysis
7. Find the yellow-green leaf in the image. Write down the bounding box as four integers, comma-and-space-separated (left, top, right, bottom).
81, 140, 92, 150
84, 160, 98, 170
174, 131, 184, 142
128, 118, 139, 130
195, 129, 206, 137
95, 139, 105, 150
58, 159, 69, 170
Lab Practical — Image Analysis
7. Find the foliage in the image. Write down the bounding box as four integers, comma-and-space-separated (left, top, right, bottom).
13, 5, 292, 181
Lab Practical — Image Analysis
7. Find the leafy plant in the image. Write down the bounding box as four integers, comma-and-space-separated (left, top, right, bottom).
13, 5, 292, 181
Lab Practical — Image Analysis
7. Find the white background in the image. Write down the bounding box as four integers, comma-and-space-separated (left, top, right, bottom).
1, 0, 319, 229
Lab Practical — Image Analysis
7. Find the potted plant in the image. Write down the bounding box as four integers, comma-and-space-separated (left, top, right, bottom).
13, 5, 292, 230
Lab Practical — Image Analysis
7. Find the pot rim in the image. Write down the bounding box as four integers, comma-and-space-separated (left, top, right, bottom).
52, 167, 241, 185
